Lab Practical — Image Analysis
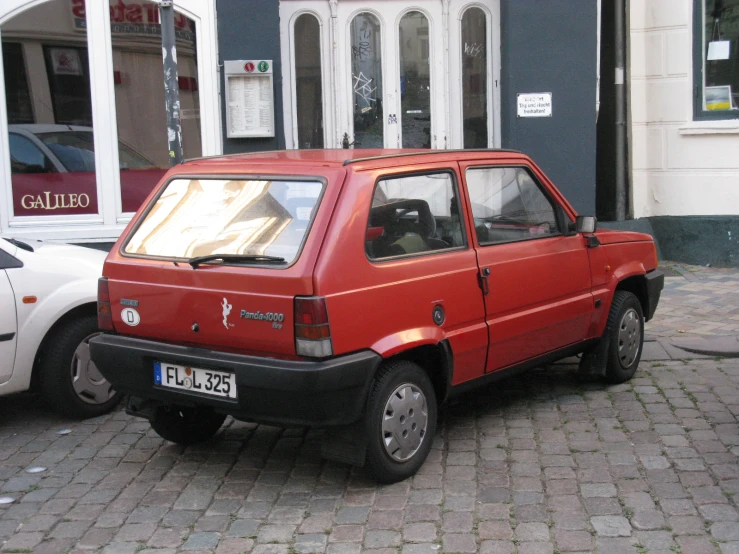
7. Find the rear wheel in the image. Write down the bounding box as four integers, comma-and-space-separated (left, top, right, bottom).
39, 315, 122, 419
365, 360, 437, 483
604, 291, 644, 384
149, 405, 226, 445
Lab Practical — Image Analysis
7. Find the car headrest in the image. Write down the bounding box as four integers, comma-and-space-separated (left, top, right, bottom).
370, 198, 435, 238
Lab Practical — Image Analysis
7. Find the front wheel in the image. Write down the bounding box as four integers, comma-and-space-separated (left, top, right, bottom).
149, 405, 226, 445
604, 291, 645, 384
365, 360, 437, 484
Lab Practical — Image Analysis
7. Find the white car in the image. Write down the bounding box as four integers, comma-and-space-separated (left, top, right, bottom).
0, 237, 121, 418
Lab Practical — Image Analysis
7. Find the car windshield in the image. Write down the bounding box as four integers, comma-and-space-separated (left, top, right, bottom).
36, 131, 155, 172
124, 178, 324, 264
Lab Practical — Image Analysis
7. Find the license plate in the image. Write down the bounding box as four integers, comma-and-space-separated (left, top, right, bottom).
154, 362, 237, 399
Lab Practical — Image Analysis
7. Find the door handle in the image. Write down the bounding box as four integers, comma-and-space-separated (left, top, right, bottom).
479, 268, 490, 295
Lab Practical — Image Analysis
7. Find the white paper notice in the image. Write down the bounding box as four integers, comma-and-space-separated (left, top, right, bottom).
707, 41, 731, 61
227, 75, 273, 136
517, 93, 552, 118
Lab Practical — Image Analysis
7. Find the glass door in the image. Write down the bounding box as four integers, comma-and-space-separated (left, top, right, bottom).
335, 2, 444, 149
280, 0, 498, 150
449, 0, 501, 148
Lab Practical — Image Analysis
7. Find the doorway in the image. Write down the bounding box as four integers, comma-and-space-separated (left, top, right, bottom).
279, 0, 500, 150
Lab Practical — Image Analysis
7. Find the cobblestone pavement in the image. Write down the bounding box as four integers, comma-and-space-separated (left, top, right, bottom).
646, 263, 739, 339
0, 267, 737, 553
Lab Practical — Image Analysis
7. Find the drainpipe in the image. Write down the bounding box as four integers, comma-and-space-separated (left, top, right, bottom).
159, 0, 183, 166
614, 0, 627, 220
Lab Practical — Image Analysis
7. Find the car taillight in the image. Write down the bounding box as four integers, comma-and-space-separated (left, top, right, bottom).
97, 277, 113, 331
294, 296, 332, 358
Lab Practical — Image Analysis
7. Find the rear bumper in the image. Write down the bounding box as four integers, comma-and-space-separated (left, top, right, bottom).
89, 334, 382, 427
645, 268, 665, 321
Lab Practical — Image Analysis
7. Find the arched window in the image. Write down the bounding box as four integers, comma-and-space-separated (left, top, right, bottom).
461, 7, 488, 148
399, 11, 431, 148
294, 13, 324, 149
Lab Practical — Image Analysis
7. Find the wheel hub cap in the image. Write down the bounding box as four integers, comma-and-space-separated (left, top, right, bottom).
71, 333, 116, 405
617, 308, 641, 368
381, 383, 428, 462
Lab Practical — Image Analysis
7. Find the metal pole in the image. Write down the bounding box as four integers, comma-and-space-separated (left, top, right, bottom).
614, 0, 627, 220
159, 0, 183, 166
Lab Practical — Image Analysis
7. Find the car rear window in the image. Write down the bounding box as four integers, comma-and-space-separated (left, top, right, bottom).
124, 178, 324, 264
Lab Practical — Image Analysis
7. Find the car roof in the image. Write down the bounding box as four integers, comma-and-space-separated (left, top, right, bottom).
182, 148, 525, 171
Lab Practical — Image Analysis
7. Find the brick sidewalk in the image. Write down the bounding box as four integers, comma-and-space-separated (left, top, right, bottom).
0, 266, 736, 554
647, 263, 739, 339
643, 264, 739, 362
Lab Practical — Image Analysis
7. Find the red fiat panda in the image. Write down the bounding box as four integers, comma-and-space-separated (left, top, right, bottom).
90, 149, 663, 483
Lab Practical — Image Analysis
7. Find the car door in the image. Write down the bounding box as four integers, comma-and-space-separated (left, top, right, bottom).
0, 246, 20, 383
460, 162, 593, 373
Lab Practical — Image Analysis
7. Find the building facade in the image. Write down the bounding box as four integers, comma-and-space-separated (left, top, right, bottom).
0, 0, 598, 243
629, 0, 739, 265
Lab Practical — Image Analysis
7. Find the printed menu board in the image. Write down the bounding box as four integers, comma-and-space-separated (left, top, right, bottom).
225, 60, 275, 138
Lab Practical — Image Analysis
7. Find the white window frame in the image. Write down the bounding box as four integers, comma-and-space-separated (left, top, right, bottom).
281, 8, 332, 150
340, 6, 390, 147
394, 7, 439, 149
449, 0, 501, 149
0, 0, 221, 241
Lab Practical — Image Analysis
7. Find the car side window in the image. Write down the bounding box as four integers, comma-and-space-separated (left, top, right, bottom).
0, 248, 23, 269
9, 134, 55, 174
366, 172, 465, 260
465, 167, 560, 245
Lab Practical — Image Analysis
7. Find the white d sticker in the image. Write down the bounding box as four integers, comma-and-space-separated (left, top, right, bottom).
121, 307, 141, 327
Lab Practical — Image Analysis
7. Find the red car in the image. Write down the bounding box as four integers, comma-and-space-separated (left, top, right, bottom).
90, 149, 663, 482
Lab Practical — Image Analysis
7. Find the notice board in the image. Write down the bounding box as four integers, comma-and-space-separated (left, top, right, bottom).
224, 60, 275, 138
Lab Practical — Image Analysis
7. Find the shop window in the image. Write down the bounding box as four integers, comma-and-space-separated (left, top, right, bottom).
294, 14, 324, 149
2, 43, 33, 124
694, 0, 739, 119
351, 13, 384, 148
399, 11, 431, 148
461, 7, 489, 147
1, 0, 99, 217
109, 0, 202, 213
43, 46, 93, 126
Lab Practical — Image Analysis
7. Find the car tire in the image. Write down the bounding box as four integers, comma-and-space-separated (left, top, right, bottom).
365, 360, 437, 484
149, 405, 226, 445
39, 314, 122, 419
604, 291, 644, 384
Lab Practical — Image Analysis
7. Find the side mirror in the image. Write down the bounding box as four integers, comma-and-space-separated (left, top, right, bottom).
574, 216, 597, 234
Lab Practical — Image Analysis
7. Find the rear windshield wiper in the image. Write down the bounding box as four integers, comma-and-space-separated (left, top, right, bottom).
188, 254, 286, 268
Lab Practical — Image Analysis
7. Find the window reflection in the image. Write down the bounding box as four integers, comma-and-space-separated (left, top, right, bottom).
2, 0, 99, 216
294, 14, 324, 149
109, 0, 202, 213
125, 179, 324, 263
466, 167, 558, 244
351, 13, 384, 148
461, 8, 488, 148
399, 11, 431, 148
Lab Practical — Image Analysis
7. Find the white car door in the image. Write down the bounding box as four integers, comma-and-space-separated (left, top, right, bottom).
0, 258, 18, 383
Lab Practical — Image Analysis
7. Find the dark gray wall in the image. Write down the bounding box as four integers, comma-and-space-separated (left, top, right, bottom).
214, 0, 599, 215
216, 0, 284, 154
500, 0, 598, 215
603, 216, 739, 268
